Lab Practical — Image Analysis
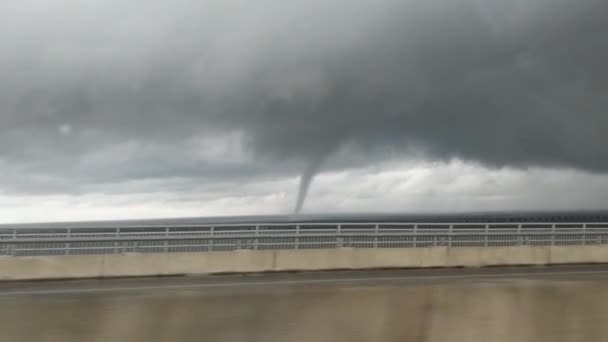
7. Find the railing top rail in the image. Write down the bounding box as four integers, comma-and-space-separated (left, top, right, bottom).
1, 221, 608, 231
1, 231, 607, 244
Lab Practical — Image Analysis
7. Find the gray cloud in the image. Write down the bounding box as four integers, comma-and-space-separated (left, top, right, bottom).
1, 0, 607, 210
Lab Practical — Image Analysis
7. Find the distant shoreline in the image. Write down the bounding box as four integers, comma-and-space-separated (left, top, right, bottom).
3, 210, 608, 228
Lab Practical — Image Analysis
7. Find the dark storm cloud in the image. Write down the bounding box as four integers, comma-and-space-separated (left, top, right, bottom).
1, 0, 607, 205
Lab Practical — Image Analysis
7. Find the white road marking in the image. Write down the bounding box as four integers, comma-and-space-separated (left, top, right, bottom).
2, 269, 608, 296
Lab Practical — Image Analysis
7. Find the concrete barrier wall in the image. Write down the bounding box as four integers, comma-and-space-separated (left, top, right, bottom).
352, 247, 448, 269
447, 246, 551, 267
0, 255, 104, 280
549, 245, 608, 264
1, 245, 608, 281
167, 250, 276, 275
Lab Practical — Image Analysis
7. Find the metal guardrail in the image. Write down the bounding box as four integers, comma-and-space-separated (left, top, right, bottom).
1, 222, 608, 256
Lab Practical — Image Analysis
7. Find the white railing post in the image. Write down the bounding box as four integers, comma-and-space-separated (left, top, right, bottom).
114, 227, 119, 254
255, 225, 260, 250
484, 224, 489, 247
295, 225, 300, 249
551, 224, 556, 246
517, 224, 522, 246
65, 228, 71, 255
164, 227, 169, 253
6, 230, 16, 256
210, 226, 215, 252
374, 224, 379, 248
448, 224, 453, 247
413, 224, 418, 248
582, 223, 587, 245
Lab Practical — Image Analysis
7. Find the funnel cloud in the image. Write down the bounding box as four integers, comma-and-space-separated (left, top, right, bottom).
294, 154, 329, 214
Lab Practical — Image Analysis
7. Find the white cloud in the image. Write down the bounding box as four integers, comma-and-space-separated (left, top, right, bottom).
2, 159, 608, 223
305, 160, 608, 213
58, 123, 72, 136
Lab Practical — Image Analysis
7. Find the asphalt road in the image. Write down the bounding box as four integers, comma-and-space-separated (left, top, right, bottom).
3, 264, 608, 296
4, 265, 608, 341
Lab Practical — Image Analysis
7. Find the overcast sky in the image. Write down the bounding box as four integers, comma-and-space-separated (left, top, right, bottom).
1, 0, 607, 223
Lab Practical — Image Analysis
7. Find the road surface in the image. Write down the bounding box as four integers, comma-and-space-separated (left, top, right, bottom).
3, 265, 608, 342
2, 264, 608, 296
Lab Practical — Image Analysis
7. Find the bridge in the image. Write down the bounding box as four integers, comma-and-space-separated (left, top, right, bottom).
4, 215, 608, 341
2, 216, 608, 280
2, 220, 608, 256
